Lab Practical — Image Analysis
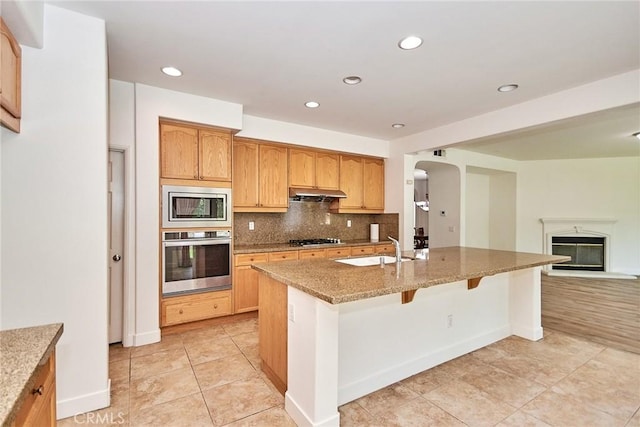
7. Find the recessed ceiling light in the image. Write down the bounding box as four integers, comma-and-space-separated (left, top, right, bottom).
161, 66, 182, 77
498, 84, 519, 92
392, 123, 405, 129
632, 132, 640, 140
398, 36, 423, 50
305, 101, 320, 108
343, 76, 362, 85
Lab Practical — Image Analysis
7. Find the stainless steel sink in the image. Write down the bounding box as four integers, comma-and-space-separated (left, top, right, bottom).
335, 256, 410, 267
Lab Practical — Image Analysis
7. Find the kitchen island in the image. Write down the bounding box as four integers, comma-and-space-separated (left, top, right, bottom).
252, 247, 568, 427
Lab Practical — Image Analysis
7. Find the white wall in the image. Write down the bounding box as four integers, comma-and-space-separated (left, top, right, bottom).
1, 5, 109, 418
465, 172, 490, 248
517, 157, 640, 274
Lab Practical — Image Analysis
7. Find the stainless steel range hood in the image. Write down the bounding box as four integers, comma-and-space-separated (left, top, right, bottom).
289, 187, 347, 201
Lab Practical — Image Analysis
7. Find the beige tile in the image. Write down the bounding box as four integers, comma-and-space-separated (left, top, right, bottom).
593, 347, 640, 372
109, 358, 130, 382
240, 343, 262, 371
627, 408, 640, 427
185, 335, 242, 365
551, 359, 640, 421
379, 397, 467, 426
338, 401, 377, 427
355, 383, 419, 416
401, 366, 457, 396
257, 371, 286, 405
110, 377, 130, 413
129, 393, 213, 427
497, 411, 552, 427
424, 379, 516, 427
224, 406, 296, 427
202, 376, 281, 425
222, 318, 258, 336
521, 389, 622, 426
58, 408, 129, 426
460, 363, 546, 408
109, 343, 132, 362
193, 353, 258, 391
131, 334, 184, 358
488, 354, 569, 387
130, 348, 191, 379
436, 353, 490, 378
231, 331, 259, 350
130, 367, 200, 412
180, 324, 229, 344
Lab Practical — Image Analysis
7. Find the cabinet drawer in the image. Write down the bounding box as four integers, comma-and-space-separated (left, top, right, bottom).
325, 247, 351, 258
235, 253, 268, 266
299, 249, 326, 259
268, 251, 299, 262
351, 246, 375, 255
375, 244, 395, 254
13, 351, 55, 427
162, 291, 231, 326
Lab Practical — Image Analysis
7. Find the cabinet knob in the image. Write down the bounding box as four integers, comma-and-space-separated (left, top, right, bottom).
214, 304, 218, 309
194, 175, 198, 179
199, 176, 203, 179
32, 385, 44, 396
179, 309, 184, 314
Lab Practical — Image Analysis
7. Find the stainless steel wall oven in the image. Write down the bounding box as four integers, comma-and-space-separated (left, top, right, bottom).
162, 230, 231, 296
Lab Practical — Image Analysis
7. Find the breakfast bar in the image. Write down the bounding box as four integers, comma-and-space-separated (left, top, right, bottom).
253, 247, 569, 427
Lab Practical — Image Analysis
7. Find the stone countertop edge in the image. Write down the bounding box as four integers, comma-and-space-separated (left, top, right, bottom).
0, 323, 64, 427
251, 247, 570, 305
234, 240, 393, 254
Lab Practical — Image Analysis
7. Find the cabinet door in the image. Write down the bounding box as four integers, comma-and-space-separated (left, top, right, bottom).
234, 265, 259, 313
339, 155, 364, 209
233, 140, 260, 207
315, 152, 340, 189
160, 124, 199, 179
289, 148, 315, 188
259, 144, 288, 208
199, 129, 232, 181
363, 158, 384, 210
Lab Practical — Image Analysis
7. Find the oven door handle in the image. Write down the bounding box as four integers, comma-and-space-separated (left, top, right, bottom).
163, 239, 231, 247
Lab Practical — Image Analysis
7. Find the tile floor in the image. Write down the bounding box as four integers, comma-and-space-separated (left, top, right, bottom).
59, 317, 640, 426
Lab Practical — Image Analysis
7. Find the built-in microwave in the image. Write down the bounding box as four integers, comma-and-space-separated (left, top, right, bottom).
162, 185, 232, 228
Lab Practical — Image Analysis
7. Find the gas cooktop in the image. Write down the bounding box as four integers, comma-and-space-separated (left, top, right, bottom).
289, 238, 343, 247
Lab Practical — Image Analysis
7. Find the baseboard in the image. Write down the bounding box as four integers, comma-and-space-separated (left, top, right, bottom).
285, 392, 340, 427
133, 328, 161, 346
57, 379, 110, 420
337, 325, 510, 405
543, 270, 637, 280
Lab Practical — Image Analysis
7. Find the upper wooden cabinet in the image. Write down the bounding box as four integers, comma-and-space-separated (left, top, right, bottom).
233, 138, 288, 212
1, 18, 22, 133
289, 148, 339, 190
334, 155, 384, 213
160, 122, 232, 182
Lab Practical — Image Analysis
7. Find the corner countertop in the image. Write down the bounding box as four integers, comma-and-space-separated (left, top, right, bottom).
0, 323, 64, 426
234, 239, 392, 254
252, 246, 570, 304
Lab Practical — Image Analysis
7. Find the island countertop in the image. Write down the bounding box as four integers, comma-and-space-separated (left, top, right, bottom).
252, 246, 569, 304
0, 323, 63, 426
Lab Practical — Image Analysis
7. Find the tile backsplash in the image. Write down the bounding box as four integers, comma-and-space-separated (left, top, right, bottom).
234, 200, 398, 245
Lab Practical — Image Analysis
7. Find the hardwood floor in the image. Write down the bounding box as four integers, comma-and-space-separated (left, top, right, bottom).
541, 273, 640, 354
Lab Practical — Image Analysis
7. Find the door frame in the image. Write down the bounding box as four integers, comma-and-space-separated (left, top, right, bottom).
109, 147, 135, 347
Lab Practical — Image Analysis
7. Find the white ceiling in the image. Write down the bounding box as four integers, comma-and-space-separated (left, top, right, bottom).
49, 1, 640, 159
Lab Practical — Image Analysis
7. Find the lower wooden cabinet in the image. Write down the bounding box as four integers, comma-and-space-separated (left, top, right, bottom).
374, 244, 395, 255
161, 290, 232, 326
13, 351, 56, 427
351, 245, 376, 256
298, 249, 326, 259
234, 253, 268, 313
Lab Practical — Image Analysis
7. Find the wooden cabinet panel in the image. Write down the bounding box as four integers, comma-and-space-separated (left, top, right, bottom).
258, 273, 288, 395
13, 351, 56, 427
339, 155, 364, 209
363, 158, 385, 211
351, 246, 375, 256
161, 291, 232, 326
268, 251, 299, 262
235, 253, 269, 266
315, 152, 340, 190
375, 244, 395, 254
299, 249, 326, 259
233, 140, 260, 207
1, 18, 21, 133
160, 124, 199, 180
289, 148, 315, 188
234, 139, 288, 212
325, 247, 351, 258
259, 144, 288, 208
234, 265, 260, 313
199, 129, 232, 181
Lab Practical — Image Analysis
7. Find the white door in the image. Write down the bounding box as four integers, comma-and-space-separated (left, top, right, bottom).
109, 150, 125, 344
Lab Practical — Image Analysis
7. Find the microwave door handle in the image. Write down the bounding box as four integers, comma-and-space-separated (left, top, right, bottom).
163, 239, 231, 247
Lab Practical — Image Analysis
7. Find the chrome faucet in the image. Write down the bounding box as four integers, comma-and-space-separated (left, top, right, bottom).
387, 236, 401, 263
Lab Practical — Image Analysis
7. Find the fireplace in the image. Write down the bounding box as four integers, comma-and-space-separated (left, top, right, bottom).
551, 236, 605, 271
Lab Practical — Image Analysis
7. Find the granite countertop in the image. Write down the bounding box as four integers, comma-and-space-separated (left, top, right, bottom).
252, 246, 570, 304
234, 239, 392, 254
0, 323, 64, 426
